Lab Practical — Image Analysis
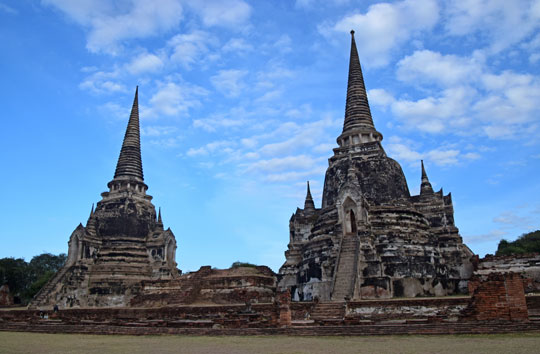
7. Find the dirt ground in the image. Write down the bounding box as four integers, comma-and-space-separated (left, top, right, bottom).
1, 331, 540, 354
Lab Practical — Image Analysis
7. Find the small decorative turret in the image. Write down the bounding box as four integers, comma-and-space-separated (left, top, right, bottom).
420, 160, 434, 195
304, 181, 315, 211
157, 207, 163, 228
86, 203, 97, 235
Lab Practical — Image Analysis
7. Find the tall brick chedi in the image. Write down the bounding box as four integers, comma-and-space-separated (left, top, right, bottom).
31, 88, 178, 308
278, 32, 474, 301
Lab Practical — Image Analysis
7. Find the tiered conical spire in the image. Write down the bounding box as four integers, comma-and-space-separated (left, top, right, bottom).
114, 86, 144, 181
420, 160, 434, 195
342, 30, 376, 133
157, 207, 163, 227
304, 181, 315, 210
86, 203, 97, 234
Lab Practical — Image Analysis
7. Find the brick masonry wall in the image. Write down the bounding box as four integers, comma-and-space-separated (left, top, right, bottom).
345, 297, 469, 322
466, 272, 529, 322
476, 253, 540, 293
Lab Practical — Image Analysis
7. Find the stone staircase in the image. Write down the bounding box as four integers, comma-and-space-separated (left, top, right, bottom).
331, 233, 359, 301
29, 266, 71, 309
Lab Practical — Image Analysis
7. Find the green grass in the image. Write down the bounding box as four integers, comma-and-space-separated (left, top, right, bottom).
1, 332, 540, 354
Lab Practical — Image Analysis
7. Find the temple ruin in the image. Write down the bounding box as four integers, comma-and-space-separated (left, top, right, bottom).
1, 31, 539, 335
278, 31, 474, 301
30, 88, 178, 308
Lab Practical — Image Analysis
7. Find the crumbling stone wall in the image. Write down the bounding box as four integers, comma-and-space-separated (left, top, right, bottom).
0, 285, 13, 307
130, 266, 276, 307
466, 272, 528, 322
345, 297, 469, 323
475, 253, 540, 293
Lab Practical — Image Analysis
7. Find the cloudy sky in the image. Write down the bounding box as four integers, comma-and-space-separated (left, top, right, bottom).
0, 0, 539, 272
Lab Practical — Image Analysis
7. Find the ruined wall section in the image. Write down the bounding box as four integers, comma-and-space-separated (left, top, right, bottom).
411, 189, 474, 293
476, 253, 540, 293
131, 266, 276, 307
465, 272, 529, 321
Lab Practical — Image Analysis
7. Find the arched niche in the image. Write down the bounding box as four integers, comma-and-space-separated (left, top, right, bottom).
342, 197, 358, 235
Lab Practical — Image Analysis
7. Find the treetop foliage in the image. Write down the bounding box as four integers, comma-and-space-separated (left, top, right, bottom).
0, 252, 66, 305
496, 230, 540, 256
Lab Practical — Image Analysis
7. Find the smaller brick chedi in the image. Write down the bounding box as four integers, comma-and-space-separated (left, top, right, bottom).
278, 31, 474, 301
31, 87, 178, 308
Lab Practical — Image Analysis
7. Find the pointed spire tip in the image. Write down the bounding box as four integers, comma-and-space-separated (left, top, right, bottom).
113, 85, 144, 181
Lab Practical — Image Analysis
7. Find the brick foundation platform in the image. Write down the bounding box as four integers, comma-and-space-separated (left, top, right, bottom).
2, 273, 539, 336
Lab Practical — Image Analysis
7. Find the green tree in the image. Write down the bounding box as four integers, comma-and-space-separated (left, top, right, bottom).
0, 252, 66, 305
0, 257, 30, 303
231, 261, 257, 268
496, 230, 540, 256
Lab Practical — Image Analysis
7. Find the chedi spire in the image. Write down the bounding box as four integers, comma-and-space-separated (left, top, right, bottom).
113, 86, 144, 182
342, 30, 376, 133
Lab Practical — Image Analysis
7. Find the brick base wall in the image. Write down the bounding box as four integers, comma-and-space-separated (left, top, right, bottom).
466, 272, 529, 322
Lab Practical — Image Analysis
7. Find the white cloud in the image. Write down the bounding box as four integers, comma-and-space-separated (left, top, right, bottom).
274, 35, 292, 53
374, 49, 540, 139
141, 126, 177, 137
43, 0, 183, 54
241, 138, 257, 148
126, 52, 164, 75
493, 210, 534, 229
319, 0, 439, 66
79, 69, 126, 94
426, 149, 460, 166
222, 38, 253, 53
367, 89, 395, 107
184, 0, 251, 28
145, 81, 208, 118
193, 117, 246, 132
245, 155, 317, 173
390, 87, 473, 133
186, 140, 234, 157
264, 168, 326, 183
210, 69, 248, 97
285, 104, 312, 119
0, 3, 17, 14
463, 152, 481, 160
397, 50, 483, 86
444, 0, 540, 54
168, 30, 215, 69
258, 117, 337, 156
386, 137, 474, 166
386, 142, 422, 163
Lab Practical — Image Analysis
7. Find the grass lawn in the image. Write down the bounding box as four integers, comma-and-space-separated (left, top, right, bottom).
1, 331, 540, 354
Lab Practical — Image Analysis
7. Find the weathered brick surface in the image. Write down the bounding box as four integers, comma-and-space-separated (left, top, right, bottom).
0, 285, 13, 307
130, 266, 276, 307
2, 320, 540, 336
476, 253, 540, 293
466, 272, 529, 322
277, 290, 292, 327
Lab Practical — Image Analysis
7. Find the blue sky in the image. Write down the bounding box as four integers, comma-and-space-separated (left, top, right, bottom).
0, 0, 539, 272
